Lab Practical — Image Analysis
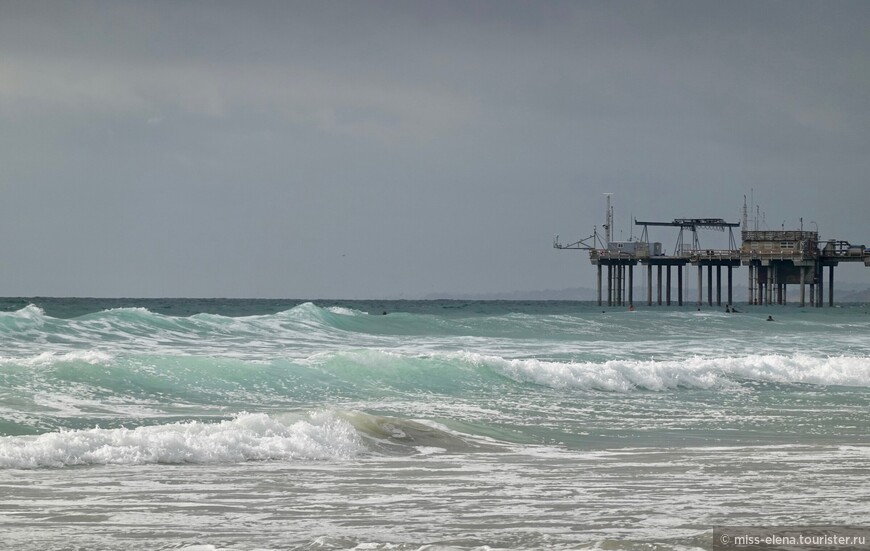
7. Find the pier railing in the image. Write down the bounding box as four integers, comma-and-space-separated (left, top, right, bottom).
689, 250, 741, 262
741, 249, 819, 261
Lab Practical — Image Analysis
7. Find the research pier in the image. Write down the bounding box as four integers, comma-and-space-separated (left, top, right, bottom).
555, 198, 870, 307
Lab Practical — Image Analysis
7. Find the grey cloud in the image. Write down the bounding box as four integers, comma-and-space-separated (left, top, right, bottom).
1, 1, 869, 297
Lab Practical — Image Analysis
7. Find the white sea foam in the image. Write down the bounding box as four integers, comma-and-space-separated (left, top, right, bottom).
0, 350, 114, 367
327, 306, 367, 316
458, 352, 870, 391
2, 304, 48, 322
0, 411, 364, 469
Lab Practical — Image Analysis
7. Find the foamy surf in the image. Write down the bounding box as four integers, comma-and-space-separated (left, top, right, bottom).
0, 411, 364, 469
0, 409, 501, 469
2, 298, 870, 550
459, 351, 870, 391
0, 349, 113, 367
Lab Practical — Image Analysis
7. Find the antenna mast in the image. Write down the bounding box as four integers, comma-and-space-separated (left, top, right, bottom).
603, 193, 613, 246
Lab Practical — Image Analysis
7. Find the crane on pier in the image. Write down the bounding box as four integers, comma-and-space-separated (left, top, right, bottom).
553, 228, 602, 251
554, 193, 612, 251
634, 218, 740, 257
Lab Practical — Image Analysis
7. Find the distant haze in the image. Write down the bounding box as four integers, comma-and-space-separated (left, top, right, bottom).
1, 1, 869, 298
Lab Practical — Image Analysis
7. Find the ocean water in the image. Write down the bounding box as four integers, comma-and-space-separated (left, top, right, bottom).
1, 298, 869, 550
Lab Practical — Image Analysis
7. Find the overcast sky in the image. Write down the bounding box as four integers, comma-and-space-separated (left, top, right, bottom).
1, 1, 869, 298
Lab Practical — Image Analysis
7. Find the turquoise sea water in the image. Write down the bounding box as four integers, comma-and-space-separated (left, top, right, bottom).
1, 298, 869, 550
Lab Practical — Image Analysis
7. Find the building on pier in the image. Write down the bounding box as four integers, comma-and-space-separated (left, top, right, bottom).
742, 230, 870, 307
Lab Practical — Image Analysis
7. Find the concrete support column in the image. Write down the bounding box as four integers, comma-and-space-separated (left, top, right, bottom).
817, 263, 823, 308
748, 264, 754, 305
678, 265, 684, 306
716, 265, 722, 306
756, 271, 762, 305
767, 268, 773, 305
799, 267, 806, 307
698, 265, 703, 306
707, 265, 713, 306
613, 265, 618, 306
617, 265, 622, 306
628, 264, 634, 306
727, 266, 733, 306
829, 265, 834, 307
810, 282, 815, 308
621, 265, 626, 306
647, 264, 653, 306
657, 265, 663, 305
607, 264, 613, 307
666, 266, 672, 306
613, 265, 617, 306
757, 267, 764, 305
596, 264, 602, 306
758, 266, 767, 304
776, 267, 779, 304
618, 265, 623, 306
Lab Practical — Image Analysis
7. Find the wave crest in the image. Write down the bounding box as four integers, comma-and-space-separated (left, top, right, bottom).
0, 411, 364, 469
0, 304, 49, 328
459, 352, 870, 391
0, 350, 113, 367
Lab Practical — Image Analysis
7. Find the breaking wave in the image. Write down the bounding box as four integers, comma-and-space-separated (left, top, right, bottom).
0, 411, 364, 469
0, 410, 491, 469
462, 352, 870, 391
3, 346, 870, 408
